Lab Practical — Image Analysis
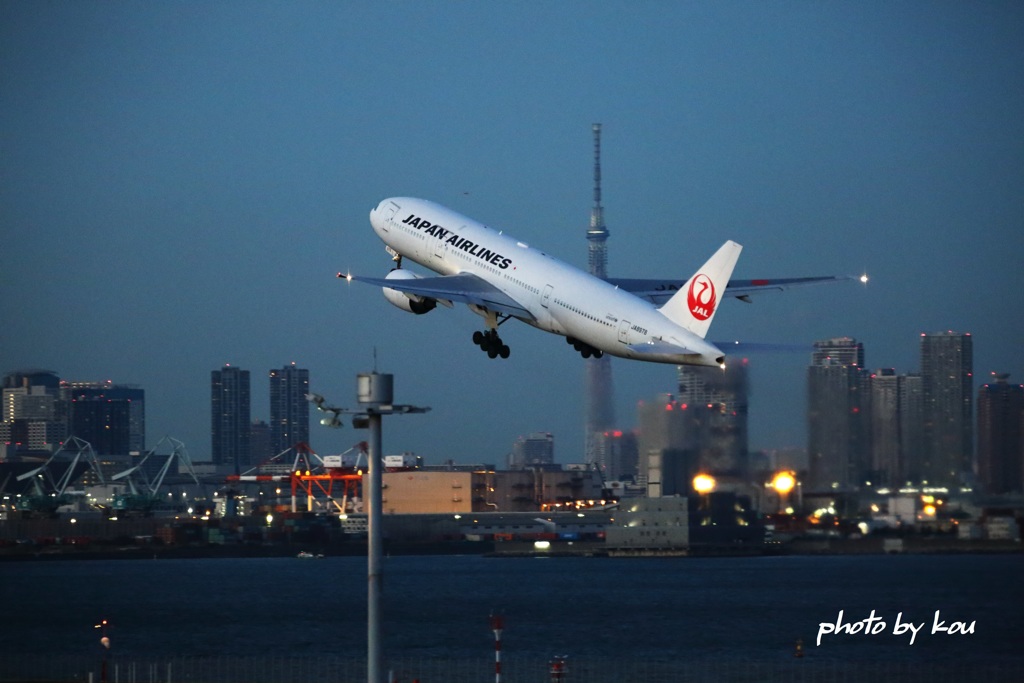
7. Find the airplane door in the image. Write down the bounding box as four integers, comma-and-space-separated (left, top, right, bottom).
617, 320, 631, 344
381, 202, 399, 232
541, 284, 553, 309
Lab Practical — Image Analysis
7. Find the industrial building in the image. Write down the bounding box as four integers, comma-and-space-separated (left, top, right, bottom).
380, 467, 604, 514
605, 495, 688, 552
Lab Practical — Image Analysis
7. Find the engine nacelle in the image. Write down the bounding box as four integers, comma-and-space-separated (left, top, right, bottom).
382, 269, 437, 315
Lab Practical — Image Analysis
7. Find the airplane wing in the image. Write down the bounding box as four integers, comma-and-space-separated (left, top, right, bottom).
606, 275, 857, 305
346, 272, 536, 321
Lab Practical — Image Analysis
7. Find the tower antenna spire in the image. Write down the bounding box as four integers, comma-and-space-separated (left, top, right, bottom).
583, 123, 614, 467
592, 123, 603, 226
587, 123, 610, 278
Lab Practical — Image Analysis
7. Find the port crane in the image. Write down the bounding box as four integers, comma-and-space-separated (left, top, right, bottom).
14, 436, 105, 513
110, 436, 199, 513
224, 442, 368, 514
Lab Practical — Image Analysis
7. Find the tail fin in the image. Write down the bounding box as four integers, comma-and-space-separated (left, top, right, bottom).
658, 240, 742, 339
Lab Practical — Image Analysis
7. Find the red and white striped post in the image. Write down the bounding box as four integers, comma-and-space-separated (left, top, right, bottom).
490, 613, 504, 683
549, 656, 567, 683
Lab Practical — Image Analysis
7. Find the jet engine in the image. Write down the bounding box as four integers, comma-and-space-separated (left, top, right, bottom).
382, 269, 437, 314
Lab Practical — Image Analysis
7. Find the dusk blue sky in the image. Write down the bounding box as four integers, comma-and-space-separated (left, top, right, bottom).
3, 2, 1022, 464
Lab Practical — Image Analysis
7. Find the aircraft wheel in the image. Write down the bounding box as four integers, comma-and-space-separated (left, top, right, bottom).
499, 345, 510, 359
472, 331, 484, 346
487, 347, 499, 359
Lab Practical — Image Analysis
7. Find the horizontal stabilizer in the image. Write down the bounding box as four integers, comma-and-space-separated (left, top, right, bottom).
608, 275, 855, 306
714, 340, 813, 355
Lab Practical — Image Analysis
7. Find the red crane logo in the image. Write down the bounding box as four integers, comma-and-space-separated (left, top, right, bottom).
687, 274, 716, 321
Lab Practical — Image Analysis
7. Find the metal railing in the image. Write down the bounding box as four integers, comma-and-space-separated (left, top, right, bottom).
2, 653, 1022, 683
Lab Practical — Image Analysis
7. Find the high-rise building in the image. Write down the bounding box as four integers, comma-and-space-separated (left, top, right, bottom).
676, 361, 749, 476
250, 419, 272, 465
637, 394, 696, 497
3, 370, 61, 421
898, 374, 926, 484
211, 364, 251, 473
868, 369, 902, 487
3, 370, 64, 454
920, 332, 973, 486
807, 338, 868, 491
583, 123, 615, 465
591, 429, 639, 481
269, 363, 309, 454
976, 373, 1023, 495
2, 369, 61, 392
2, 371, 146, 458
868, 369, 929, 488
64, 381, 145, 455
509, 432, 555, 470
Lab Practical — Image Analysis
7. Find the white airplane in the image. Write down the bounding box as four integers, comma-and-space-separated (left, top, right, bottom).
344, 197, 855, 367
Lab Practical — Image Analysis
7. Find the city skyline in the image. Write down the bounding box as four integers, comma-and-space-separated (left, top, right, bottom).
4, 324, 1022, 494
2, 326, 1013, 466
4, 3, 1022, 464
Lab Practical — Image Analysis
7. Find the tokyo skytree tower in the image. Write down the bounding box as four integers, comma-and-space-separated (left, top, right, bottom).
583, 124, 615, 466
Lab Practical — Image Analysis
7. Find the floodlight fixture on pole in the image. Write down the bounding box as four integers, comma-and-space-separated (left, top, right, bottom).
308, 373, 429, 683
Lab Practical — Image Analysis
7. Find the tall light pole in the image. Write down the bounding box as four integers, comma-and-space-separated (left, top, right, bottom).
309, 372, 429, 683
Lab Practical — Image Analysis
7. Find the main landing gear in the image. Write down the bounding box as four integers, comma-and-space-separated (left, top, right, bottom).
474, 330, 510, 359
567, 336, 604, 359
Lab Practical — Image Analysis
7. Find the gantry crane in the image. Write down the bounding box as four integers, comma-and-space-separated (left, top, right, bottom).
14, 436, 104, 513
225, 442, 367, 514
110, 436, 199, 513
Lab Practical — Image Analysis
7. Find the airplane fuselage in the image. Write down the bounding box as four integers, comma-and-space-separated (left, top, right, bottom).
369, 197, 727, 366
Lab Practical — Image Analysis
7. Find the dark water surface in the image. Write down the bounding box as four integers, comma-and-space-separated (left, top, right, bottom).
2, 553, 1021, 666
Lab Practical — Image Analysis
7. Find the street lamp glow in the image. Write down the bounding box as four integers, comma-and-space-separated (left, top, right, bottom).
771, 471, 796, 495
692, 474, 716, 494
